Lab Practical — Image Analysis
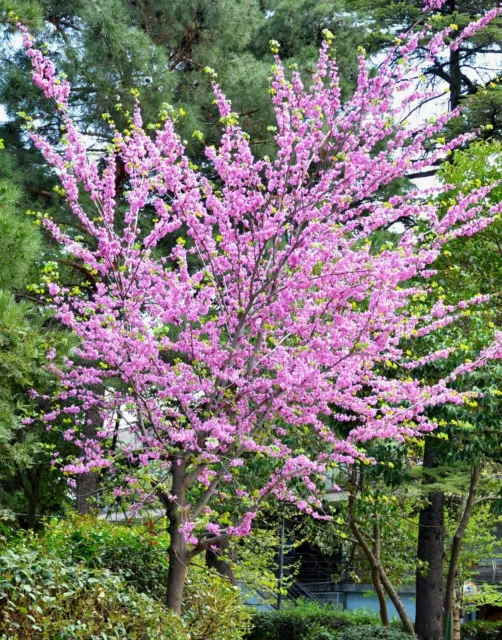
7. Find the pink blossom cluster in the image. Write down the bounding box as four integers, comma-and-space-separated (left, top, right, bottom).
17, 7, 502, 550
422, 0, 448, 10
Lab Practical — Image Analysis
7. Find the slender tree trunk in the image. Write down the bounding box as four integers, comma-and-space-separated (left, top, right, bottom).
444, 466, 480, 639
378, 565, 415, 635
76, 403, 101, 514
452, 590, 462, 640
26, 492, 39, 530
371, 565, 389, 626
277, 514, 285, 610
15, 464, 40, 530
416, 438, 445, 640
373, 513, 390, 627
348, 489, 414, 634
165, 457, 190, 614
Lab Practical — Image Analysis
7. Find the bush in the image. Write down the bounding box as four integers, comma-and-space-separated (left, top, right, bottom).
37, 516, 171, 600
0, 517, 250, 640
41, 516, 251, 639
246, 600, 380, 640
184, 566, 251, 640
338, 624, 412, 640
462, 621, 502, 640
0, 545, 187, 639
304, 621, 338, 640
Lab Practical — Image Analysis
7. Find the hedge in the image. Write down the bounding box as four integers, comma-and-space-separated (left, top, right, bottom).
247, 601, 502, 640
337, 625, 414, 640
37, 516, 251, 640
462, 621, 502, 640
245, 601, 381, 640
0, 546, 187, 639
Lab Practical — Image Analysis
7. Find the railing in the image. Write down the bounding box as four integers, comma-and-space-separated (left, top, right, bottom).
288, 578, 323, 604
304, 581, 345, 594
241, 578, 324, 610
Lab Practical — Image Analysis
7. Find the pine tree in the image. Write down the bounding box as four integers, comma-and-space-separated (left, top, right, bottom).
354, 0, 502, 145
0, 178, 72, 527
1, 0, 359, 156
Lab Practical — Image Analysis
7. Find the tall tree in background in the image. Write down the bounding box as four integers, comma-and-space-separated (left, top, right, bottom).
0, 177, 72, 528
434, 140, 502, 637
354, 0, 502, 178
0, 0, 360, 153
349, 4, 502, 636
399, 137, 502, 637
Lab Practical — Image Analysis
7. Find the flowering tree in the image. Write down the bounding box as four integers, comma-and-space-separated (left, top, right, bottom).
17, 1, 502, 612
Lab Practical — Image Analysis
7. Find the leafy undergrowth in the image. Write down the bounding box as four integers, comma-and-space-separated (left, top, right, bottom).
0, 516, 250, 639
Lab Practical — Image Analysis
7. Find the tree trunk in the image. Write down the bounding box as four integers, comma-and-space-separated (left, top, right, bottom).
165, 457, 189, 614
373, 513, 390, 627
348, 488, 414, 634
76, 403, 101, 514
452, 590, 462, 640
416, 438, 445, 640
378, 565, 415, 635
444, 466, 480, 639
371, 566, 389, 626
15, 464, 40, 530
166, 525, 189, 614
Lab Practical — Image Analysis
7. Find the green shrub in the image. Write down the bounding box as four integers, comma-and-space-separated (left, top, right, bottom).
184, 568, 251, 640
38, 516, 170, 600
337, 624, 412, 640
461, 621, 502, 640
0, 545, 187, 639
304, 621, 338, 640
38, 516, 250, 639
246, 601, 380, 640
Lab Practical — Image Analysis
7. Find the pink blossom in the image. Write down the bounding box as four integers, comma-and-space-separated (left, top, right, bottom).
17, 12, 502, 558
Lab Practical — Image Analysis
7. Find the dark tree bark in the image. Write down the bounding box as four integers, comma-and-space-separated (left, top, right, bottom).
415, 437, 445, 640
16, 464, 41, 530
164, 457, 190, 614
26, 489, 39, 530
75, 403, 101, 514
444, 466, 480, 639
372, 513, 390, 627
